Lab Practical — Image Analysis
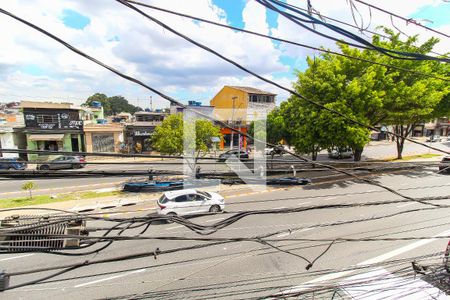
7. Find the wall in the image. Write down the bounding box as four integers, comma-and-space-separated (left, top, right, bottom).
0, 132, 18, 158
210, 87, 248, 122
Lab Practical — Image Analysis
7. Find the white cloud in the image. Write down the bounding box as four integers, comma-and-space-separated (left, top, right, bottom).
0, 0, 448, 109
0, 0, 289, 108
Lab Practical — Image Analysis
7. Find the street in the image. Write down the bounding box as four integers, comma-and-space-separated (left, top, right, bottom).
1, 169, 449, 299
1, 140, 448, 199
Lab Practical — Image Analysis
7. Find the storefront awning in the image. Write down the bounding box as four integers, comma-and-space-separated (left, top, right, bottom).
28, 134, 64, 141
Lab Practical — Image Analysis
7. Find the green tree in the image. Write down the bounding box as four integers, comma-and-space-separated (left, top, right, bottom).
151, 114, 221, 156
84, 93, 110, 112
284, 29, 448, 160
22, 181, 37, 199
266, 107, 290, 145
372, 29, 450, 158
83, 94, 142, 116
152, 114, 184, 155
108, 96, 142, 115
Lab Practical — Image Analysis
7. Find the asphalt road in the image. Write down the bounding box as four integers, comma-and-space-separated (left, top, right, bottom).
0, 140, 448, 198
1, 170, 450, 299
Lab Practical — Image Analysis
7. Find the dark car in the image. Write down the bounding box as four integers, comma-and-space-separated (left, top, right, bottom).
438, 156, 450, 173
37, 156, 86, 170
0, 157, 27, 170
218, 150, 249, 162
328, 147, 353, 159
426, 135, 442, 142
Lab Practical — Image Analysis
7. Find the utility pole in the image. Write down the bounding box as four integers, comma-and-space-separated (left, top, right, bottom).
150, 96, 153, 111
230, 96, 237, 150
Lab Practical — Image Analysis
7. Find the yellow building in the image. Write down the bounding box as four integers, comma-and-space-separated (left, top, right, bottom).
210, 86, 276, 148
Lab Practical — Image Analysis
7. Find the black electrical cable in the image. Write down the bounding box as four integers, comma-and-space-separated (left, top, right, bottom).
261, 0, 448, 58
112, 0, 450, 157
0, 6, 445, 219
113, 0, 448, 207
259, 0, 450, 63
354, 0, 450, 39
124, 0, 449, 81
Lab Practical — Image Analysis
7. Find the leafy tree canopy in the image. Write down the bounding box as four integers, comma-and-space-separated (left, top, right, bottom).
151, 114, 221, 156
83, 93, 143, 116
280, 28, 448, 160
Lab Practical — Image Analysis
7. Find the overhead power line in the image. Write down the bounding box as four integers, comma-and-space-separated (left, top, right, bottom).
354, 0, 450, 39
273, 0, 448, 58
124, 0, 449, 81
0, 5, 447, 208
257, 0, 450, 63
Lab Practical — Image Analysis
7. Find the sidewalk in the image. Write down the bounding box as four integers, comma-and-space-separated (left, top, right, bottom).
0, 182, 269, 218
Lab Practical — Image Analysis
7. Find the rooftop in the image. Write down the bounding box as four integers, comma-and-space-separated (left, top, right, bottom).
20, 101, 74, 109
134, 111, 167, 115
227, 86, 276, 96
164, 189, 197, 199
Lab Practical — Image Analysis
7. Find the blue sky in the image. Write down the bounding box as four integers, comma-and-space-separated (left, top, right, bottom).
61, 9, 90, 30
1, 0, 449, 108
411, 2, 450, 28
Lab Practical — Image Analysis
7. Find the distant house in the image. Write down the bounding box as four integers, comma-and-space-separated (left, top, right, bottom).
125, 110, 167, 152
20, 101, 87, 161
210, 86, 277, 149
170, 101, 214, 117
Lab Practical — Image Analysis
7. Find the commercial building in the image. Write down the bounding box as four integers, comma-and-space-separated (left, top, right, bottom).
20, 101, 86, 161
84, 123, 124, 153
210, 86, 276, 149
125, 110, 167, 152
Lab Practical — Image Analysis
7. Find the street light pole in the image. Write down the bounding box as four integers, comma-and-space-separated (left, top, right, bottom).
230, 96, 237, 150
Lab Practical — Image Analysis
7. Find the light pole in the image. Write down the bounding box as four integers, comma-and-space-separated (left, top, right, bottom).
230, 96, 237, 150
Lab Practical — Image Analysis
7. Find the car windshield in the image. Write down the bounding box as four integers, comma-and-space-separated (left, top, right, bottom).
197, 191, 211, 198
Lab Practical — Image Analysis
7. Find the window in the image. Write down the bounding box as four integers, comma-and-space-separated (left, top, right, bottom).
175, 195, 189, 202
194, 194, 205, 201
37, 115, 58, 123
197, 191, 211, 198
159, 195, 169, 204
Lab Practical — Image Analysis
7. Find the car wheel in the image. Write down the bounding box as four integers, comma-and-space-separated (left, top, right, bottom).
209, 205, 221, 213
40, 165, 50, 170
73, 164, 81, 169
166, 212, 177, 224
7, 167, 15, 171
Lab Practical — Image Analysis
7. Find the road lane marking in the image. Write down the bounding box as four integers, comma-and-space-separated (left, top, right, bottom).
397, 202, 415, 208
205, 217, 225, 223
277, 227, 314, 238
281, 227, 450, 295
0, 254, 34, 261
166, 225, 184, 230
324, 196, 337, 200
297, 201, 311, 206
74, 268, 146, 288
274, 206, 286, 209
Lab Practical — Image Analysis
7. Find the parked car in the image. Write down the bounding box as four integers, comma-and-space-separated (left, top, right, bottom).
37, 156, 86, 170
328, 147, 353, 159
0, 157, 27, 170
438, 156, 450, 173
156, 189, 225, 218
265, 145, 285, 157
218, 150, 249, 162
426, 135, 442, 142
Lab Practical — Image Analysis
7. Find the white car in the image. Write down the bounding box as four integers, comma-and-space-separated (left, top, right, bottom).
156, 189, 225, 217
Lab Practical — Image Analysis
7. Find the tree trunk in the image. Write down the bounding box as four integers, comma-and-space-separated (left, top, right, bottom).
395, 125, 405, 159
29, 189, 32, 199
353, 147, 363, 162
